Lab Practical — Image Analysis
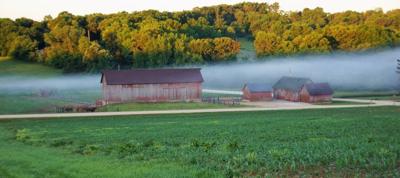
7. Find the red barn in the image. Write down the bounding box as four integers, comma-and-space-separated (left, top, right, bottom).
300, 83, 334, 103
273, 76, 313, 102
242, 83, 273, 101
101, 68, 203, 103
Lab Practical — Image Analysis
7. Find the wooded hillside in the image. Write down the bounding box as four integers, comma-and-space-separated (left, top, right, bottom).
1, 2, 399, 72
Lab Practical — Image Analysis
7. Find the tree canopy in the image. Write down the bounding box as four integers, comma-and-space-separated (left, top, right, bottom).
1, 2, 399, 72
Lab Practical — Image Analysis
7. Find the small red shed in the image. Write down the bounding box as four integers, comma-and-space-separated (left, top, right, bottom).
300, 83, 334, 103
101, 68, 203, 103
242, 83, 273, 101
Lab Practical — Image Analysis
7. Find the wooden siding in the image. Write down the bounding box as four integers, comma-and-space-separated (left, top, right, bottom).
273, 89, 300, 102
102, 78, 202, 103
242, 87, 273, 101
299, 87, 332, 103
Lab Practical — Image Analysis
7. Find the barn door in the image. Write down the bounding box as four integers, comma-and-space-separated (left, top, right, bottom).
178, 88, 187, 101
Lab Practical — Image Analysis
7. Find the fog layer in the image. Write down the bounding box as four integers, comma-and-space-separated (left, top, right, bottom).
201, 48, 400, 90
0, 48, 399, 92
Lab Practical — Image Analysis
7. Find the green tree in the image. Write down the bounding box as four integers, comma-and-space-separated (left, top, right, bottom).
8, 35, 38, 61
212, 37, 240, 61
254, 31, 282, 56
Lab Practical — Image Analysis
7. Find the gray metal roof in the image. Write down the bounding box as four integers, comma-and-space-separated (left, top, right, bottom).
101, 68, 203, 85
273, 76, 313, 92
244, 83, 272, 93
304, 83, 334, 96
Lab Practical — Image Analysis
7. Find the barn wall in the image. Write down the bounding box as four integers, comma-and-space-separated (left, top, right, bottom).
242, 88, 273, 101
242, 88, 252, 100
103, 82, 202, 103
273, 89, 300, 102
299, 87, 332, 103
299, 87, 310, 103
309, 95, 332, 103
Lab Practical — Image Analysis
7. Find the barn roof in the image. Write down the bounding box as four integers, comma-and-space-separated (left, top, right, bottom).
273, 76, 313, 92
101, 68, 203, 85
244, 83, 272, 93
304, 83, 334, 96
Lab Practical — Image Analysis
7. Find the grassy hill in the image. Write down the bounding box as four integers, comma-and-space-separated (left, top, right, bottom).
0, 57, 62, 77
0, 107, 399, 177
237, 37, 257, 61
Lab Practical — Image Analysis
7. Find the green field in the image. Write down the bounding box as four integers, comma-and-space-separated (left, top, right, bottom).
313, 100, 373, 105
0, 89, 102, 114
0, 107, 399, 177
0, 58, 102, 114
97, 102, 243, 112
334, 91, 400, 101
0, 57, 62, 77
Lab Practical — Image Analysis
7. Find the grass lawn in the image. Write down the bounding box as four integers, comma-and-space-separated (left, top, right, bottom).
96, 102, 244, 112
0, 94, 72, 114
0, 89, 102, 115
353, 95, 400, 102
313, 100, 373, 105
202, 92, 242, 98
0, 57, 62, 77
0, 58, 102, 114
334, 90, 400, 101
237, 37, 256, 61
0, 107, 399, 177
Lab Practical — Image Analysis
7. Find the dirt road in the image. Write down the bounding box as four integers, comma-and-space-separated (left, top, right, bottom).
0, 98, 398, 120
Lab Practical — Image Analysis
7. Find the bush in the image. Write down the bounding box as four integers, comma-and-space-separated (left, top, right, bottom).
48, 53, 86, 73
9, 36, 38, 61
15, 128, 31, 142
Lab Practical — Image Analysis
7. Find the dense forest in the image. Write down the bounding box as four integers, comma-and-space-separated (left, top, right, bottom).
1, 2, 400, 72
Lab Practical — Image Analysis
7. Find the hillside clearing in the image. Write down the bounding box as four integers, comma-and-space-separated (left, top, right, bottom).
0, 58, 62, 77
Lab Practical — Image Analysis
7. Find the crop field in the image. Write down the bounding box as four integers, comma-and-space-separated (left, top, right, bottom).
0, 107, 399, 177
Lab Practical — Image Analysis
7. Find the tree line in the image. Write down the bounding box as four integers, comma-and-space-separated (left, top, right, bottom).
1, 2, 399, 72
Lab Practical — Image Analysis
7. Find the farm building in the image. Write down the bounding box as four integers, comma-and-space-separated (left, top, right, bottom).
242, 83, 273, 101
100, 68, 203, 103
300, 83, 334, 103
273, 76, 313, 102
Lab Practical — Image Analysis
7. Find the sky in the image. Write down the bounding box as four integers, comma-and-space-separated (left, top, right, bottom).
0, 0, 399, 21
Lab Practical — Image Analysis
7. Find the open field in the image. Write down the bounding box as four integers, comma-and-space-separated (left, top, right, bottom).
0, 94, 72, 114
334, 91, 400, 101
97, 102, 244, 112
0, 89, 102, 114
0, 57, 62, 77
0, 107, 399, 177
312, 100, 372, 105
0, 58, 102, 114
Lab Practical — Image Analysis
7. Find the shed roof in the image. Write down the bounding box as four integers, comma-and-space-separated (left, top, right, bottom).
304, 83, 334, 96
243, 83, 272, 93
273, 76, 312, 92
101, 68, 203, 85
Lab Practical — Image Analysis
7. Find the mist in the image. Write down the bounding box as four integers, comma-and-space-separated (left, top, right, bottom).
0, 48, 399, 94
0, 75, 100, 92
201, 48, 400, 90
